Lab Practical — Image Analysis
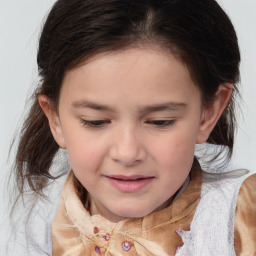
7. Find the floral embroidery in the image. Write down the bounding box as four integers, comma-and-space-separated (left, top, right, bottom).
103, 233, 111, 241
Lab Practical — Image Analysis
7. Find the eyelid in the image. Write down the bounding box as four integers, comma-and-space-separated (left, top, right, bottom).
145, 119, 176, 128
80, 119, 110, 128
80, 118, 176, 129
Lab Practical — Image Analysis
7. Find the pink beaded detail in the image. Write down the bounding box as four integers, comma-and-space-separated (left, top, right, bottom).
122, 241, 131, 252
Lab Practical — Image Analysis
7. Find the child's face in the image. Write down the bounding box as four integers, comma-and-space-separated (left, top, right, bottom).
52, 47, 207, 222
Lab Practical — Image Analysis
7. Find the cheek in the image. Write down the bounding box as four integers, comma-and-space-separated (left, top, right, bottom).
147, 132, 196, 204
64, 132, 107, 178
152, 129, 197, 171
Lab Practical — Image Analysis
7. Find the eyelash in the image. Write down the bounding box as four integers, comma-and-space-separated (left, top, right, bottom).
80, 119, 176, 129
80, 119, 110, 128
145, 120, 176, 128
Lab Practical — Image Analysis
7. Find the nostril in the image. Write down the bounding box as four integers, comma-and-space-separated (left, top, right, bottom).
113, 158, 142, 167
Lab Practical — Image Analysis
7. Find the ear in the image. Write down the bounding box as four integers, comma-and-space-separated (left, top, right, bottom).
38, 95, 66, 148
196, 83, 233, 144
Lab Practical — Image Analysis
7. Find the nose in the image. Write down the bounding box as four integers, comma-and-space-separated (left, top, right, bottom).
109, 126, 146, 166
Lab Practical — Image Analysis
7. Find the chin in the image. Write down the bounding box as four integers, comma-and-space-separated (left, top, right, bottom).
113, 205, 154, 220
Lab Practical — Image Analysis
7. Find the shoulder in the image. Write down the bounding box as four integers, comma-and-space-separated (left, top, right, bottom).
235, 173, 256, 255
239, 172, 256, 191
176, 170, 253, 255
237, 173, 256, 204
236, 173, 256, 216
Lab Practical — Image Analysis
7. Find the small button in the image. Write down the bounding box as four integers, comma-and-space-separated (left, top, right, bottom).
122, 241, 131, 252
95, 246, 101, 255
94, 227, 99, 234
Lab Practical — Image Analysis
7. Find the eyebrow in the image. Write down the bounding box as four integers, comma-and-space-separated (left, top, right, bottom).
72, 100, 114, 112
72, 100, 187, 113
139, 102, 188, 115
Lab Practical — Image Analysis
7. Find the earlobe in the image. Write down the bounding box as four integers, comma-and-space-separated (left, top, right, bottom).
196, 83, 233, 144
38, 95, 66, 148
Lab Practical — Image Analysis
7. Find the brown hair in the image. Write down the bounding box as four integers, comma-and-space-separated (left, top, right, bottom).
14, 0, 240, 198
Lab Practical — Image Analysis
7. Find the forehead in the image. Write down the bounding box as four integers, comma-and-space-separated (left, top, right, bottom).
60, 47, 200, 107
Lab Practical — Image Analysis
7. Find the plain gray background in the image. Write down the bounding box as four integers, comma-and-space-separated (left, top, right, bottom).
1, 0, 256, 252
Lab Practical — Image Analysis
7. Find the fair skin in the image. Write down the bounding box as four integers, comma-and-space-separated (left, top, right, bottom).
39, 47, 232, 223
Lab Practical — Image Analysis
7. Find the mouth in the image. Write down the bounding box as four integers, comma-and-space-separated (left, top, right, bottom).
104, 175, 155, 193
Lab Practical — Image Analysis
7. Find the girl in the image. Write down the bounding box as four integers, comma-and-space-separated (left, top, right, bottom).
10, 0, 256, 255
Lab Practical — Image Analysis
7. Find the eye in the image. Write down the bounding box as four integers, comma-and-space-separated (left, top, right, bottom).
80, 119, 110, 128
145, 120, 176, 128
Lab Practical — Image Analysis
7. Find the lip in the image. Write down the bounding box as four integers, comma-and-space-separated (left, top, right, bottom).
105, 175, 155, 193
